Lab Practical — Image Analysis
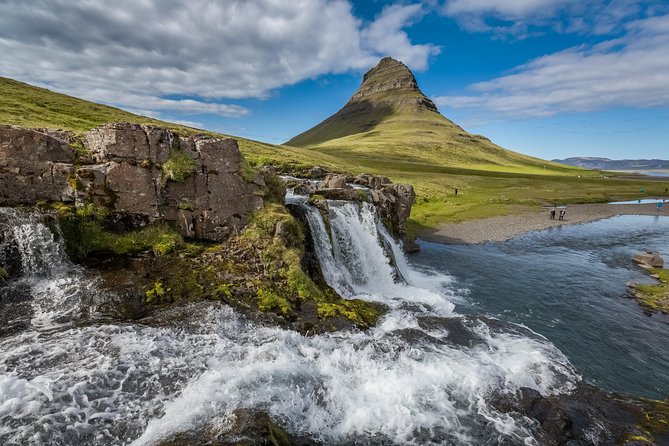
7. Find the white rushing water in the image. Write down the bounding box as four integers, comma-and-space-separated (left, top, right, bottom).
0, 204, 579, 445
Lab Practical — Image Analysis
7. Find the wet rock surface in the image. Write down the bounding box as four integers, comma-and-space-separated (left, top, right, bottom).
0, 123, 263, 241
157, 409, 313, 446
494, 383, 669, 446
634, 251, 664, 269
289, 172, 416, 248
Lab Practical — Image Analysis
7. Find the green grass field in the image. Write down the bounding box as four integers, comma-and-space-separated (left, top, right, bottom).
1, 76, 666, 235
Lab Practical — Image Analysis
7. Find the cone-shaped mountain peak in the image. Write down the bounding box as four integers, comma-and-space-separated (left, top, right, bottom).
287, 57, 445, 147
286, 57, 556, 175
335, 57, 438, 114
347, 57, 437, 112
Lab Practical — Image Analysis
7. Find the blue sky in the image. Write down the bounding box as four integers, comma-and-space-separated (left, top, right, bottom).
1, 0, 668, 160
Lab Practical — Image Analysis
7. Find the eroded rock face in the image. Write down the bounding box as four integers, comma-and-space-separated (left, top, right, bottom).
0, 123, 263, 242
0, 125, 76, 204
349, 57, 439, 112
322, 173, 347, 189
85, 122, 172, 164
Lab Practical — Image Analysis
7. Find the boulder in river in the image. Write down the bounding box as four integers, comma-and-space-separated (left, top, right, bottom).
633, 251, 664, 269
322, 173, 348, 189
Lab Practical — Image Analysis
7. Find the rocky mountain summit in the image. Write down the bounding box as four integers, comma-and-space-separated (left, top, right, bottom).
347, 56, 438, 112
286, 57, 556, 173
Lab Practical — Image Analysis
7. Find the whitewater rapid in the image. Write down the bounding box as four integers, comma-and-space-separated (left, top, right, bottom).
0, 203, 579, 445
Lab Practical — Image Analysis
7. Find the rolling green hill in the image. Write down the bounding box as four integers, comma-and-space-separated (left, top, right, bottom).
0, 76, 348, 171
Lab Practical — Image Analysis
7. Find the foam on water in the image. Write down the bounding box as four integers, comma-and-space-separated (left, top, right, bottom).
0, 208, 99, 330
0, 203, 580, 445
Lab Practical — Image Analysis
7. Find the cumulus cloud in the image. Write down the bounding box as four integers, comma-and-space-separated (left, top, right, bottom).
0, 0, 438, 118
362, 4, 440, 70
433, 14, 669, 118
441, 0, 668, 37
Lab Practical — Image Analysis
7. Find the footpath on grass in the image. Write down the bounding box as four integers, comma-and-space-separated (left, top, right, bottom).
419, 202, 666, 244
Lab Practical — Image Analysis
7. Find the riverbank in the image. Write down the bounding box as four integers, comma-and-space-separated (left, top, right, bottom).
419, 202, 667, 244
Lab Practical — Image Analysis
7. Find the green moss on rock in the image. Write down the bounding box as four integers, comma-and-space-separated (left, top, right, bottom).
631, 268, 669, 314
56, 203, 187, 260
257, 289, 291, 314
317, 299, 380, 328
623, 399, 669, 445
162, 148, 196, 183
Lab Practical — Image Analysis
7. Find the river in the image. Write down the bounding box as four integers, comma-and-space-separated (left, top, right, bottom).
413, 215, 669, 399
0, 205, 667, 445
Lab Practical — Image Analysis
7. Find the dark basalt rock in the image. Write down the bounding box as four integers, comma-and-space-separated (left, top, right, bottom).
493, 383, 667, 445
156, 409, 316, 446
0, 123, 263, 242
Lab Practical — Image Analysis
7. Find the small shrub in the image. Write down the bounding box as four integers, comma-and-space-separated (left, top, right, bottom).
240, 157, 256, 183
262, 172, 286, 204
213, 283, 233, 300
177, 200, 196, 211
145, 281, 167, 304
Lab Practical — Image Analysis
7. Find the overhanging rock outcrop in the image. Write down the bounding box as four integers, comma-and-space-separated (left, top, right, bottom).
0, 123, 263, 241
288, 172, 416, 248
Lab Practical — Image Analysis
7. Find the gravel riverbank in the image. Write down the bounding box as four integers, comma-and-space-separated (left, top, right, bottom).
419, 202, 667, 244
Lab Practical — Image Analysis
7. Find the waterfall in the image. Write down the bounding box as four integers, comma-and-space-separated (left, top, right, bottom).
291, 195, 457, 314
0, 207, 92, 329
0, 201, 580, 446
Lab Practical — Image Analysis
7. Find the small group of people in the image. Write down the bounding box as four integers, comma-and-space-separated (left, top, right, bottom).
549, 207, 566, 221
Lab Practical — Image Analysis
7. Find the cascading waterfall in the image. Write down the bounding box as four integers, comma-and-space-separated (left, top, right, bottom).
0, 207, 98, 330
0, 201, 580, 446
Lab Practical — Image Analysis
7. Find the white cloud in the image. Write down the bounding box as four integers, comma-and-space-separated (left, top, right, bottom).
362, 4, 440, 70
443, 0, 571, 17
441, 0, 668, 37
433, 14, 669, 118
0, 0, 438, 118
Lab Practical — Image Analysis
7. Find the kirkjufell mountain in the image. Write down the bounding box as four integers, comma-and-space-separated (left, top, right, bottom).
288, 57, 569, 172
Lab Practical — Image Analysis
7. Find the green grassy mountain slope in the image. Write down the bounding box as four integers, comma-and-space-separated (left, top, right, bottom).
0, 76, 349, 171
287, 57, 573, 175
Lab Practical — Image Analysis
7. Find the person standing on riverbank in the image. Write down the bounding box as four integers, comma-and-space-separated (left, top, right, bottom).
550, 208, 556, 220
559, 209, 566, 220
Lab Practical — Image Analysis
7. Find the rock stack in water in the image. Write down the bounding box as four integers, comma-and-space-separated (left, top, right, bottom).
0, 123, 263, 241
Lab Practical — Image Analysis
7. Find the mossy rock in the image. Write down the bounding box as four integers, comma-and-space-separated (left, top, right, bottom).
162, 147, 196, 184
631, 268, 669, 315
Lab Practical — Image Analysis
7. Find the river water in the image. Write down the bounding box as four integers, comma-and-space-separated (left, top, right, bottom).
413, 215, 669, 399
0, 205, 667, 445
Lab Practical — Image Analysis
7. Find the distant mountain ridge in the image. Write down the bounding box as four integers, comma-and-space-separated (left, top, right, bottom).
554, 157, 669, 170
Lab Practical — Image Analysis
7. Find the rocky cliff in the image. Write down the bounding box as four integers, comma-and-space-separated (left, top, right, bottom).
0, 123, 263, 241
